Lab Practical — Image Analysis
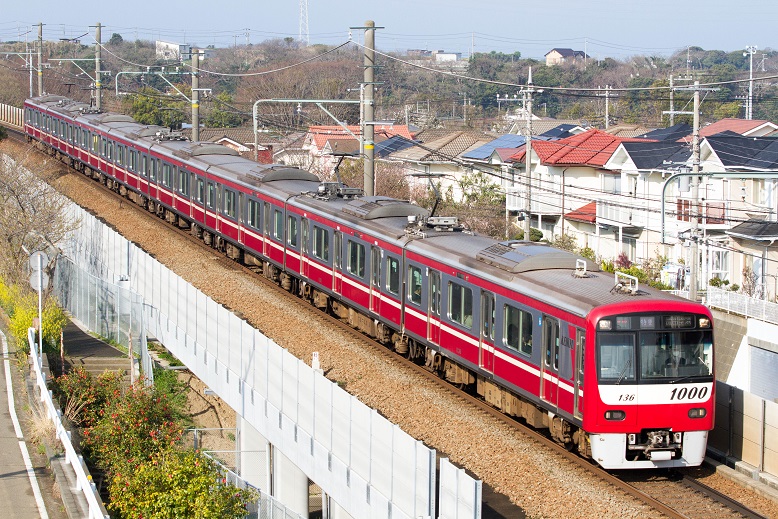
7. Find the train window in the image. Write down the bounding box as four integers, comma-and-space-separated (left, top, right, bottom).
92, 134, 98, 153
196, 178, 205, 203
162, 164, 172, 187
334, 232, 342, 269
448, 281, 473, 329
247, 199, 260, 228
150, 159, 157, 181
117, 146, 124, 166
287, 216, 298, 247
273, 209, 283, 240
408, 266, 422, 305
140, 155, 147, 176
481, 293, 495, 340
504, 305, 533, 356
596, 334, 635, 383
347, 240, 365, 278
207, 182, 216, 209
106, 142, 113, 160
386, 256, 400, 295
430, 271, 441, 316
82, 130, 88, 147
638, 330, 713, 379
543, 317, 560, 369
313, 226, 329, 261
180, 170, 191, 196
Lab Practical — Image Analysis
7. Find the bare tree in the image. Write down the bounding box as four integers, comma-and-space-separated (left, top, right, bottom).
0, 147, 78, 292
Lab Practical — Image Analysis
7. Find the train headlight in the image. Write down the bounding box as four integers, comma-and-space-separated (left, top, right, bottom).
688, 408, 707, 418
673, 432, 683, 443
598, 320, 612, 331
604, 410, 625, 421
699, 317, 711, 328
627, 433, 636, 444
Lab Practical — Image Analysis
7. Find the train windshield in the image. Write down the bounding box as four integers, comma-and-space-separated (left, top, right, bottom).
596, 313, 713, 384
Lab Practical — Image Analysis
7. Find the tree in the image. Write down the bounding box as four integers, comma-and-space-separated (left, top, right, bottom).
122, 86, 187, 129
203, 92, 245, 128
108, 33, 124, 46
0, 148, 76, 286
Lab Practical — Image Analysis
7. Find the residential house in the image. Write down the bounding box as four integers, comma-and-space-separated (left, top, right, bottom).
382, 130, 493, 199
507, 129, 649, 255
544, 48, 589, 66
304, 124, 415, 175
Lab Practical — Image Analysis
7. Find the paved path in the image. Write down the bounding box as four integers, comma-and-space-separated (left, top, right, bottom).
0, 330, 49, 519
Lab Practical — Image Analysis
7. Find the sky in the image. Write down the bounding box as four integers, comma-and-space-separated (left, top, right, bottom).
2, 1, 777, 61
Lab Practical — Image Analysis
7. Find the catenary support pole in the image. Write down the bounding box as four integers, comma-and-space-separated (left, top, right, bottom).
192, 48, 199, 142
95, 23, 101, 110
690, 81, 700, 301
362, 21, 376, 197
37, 23, 43, 96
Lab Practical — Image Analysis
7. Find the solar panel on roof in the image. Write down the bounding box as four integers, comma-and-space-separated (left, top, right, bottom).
461, 134, 525, 160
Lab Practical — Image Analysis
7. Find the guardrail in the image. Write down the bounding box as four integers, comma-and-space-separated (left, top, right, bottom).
27, 327, 110, 519
0, 102, 23, 130
707, 286, 778, 326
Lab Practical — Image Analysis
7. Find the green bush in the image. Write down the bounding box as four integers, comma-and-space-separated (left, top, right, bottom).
108, 449, 258, 519
52, 367, 123, 427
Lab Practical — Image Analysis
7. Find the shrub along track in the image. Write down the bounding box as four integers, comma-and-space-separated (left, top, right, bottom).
3, 133, 778, 518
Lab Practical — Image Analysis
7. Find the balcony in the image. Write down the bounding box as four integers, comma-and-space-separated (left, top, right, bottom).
505, 187, 562, 215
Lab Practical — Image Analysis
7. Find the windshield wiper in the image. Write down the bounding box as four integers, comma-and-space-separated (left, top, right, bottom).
616, 357, 632, 385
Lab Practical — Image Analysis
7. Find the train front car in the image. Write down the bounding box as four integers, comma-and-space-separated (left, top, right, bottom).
585, 300, 714, 469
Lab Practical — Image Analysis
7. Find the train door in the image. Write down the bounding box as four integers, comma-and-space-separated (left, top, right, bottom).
369, 246, 381, 314
540, 315, 560, 410
427, 270, 441, 347
238, 192, 245, 244
573, 328, 585, 420
262, 202, 271, 257
301, 218, 310, 279
479, 292, 495, 374
333, 231, 342, 295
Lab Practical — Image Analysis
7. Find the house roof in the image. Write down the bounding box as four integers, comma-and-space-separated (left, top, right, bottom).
375, 135, 417, 158
510, 129, 650, 167
545, 48, 588, 58
565, 201, 596, 223
678, 118, 778, 142
705, 135, 778, 169
635, 123, 692, 142
727, 220, 778, 241
180, 127, 305, 147
539, 124, 580, 139
620, 141, 691, 170
461, 134, 525, 160
307, 124, 415, 150
388, 131, 489, 163
604, 124, 653, 138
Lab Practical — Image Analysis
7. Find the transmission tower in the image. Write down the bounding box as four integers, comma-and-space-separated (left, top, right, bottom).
299, 0, 309, 46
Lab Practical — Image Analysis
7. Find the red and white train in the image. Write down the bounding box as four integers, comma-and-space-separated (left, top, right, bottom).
24, 95, 715, 469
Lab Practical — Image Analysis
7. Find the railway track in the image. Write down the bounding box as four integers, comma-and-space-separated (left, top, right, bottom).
3, 128, 773, 518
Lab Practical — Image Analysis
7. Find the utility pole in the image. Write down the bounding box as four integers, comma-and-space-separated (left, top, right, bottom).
95, 23, 101, 110
191, 48, 200, 141
522, 67, 537, 241
596, 85, 616, 129
690, 81, 701, 301
669, 75, 674, 125
744, 45, 757, 120
362, 20, 376, 197
37, 23, 43, 96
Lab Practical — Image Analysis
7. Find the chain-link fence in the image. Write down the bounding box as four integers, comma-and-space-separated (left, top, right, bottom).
54, 255, 154, 385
